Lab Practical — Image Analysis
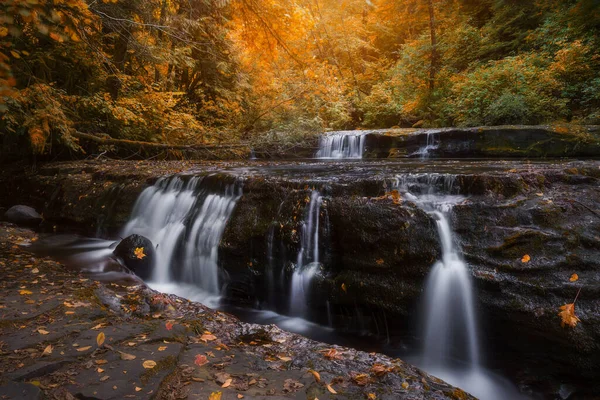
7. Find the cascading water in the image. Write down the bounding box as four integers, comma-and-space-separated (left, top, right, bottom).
412, 131, 439, 159
289, 190, 322, 317
315, 131, 366, 159
121, 175, 242, 301
395, 174, 523, 400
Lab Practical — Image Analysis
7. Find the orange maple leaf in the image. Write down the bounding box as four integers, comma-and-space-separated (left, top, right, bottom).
569, 273, 579, 282
558, 303, 581, 328
134, 247, 146, 259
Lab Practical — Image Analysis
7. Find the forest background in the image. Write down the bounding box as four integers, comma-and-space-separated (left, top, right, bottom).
1, 0, 599, 158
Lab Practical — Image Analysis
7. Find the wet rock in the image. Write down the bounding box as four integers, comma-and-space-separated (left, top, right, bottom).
3, 205, 42, 226
113, 234, 154, 279
0, 382, 43, 400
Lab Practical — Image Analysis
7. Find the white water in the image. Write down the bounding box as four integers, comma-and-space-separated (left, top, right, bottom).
121, 175, 241, 296
396, 174, 524, 400
412, 131, 439, 159
290, 191, 322, 317
315, 131, 366, 159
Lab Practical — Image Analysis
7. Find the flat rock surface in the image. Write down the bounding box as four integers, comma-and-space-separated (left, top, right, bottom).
0, 223, 473, 400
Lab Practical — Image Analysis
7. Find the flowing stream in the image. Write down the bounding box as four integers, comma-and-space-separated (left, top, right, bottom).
121, 175, 241, 305
395, 174, 523, 400
315, 131, 366, 159
30, 156, 536, 399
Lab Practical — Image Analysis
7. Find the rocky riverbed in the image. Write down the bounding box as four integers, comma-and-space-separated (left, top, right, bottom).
0, 223, 471, 400
1, 157, 599, 398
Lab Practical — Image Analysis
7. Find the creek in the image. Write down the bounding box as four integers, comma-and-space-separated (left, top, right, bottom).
25, 129, 600, 399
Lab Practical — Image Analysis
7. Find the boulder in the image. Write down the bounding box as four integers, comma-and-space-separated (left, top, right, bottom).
3, 205, 43, 226
113, 234, 154, 279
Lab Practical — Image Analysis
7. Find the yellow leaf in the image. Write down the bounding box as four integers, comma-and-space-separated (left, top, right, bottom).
570, 273, 579, 282
368, 394, 376, 400
19, 290, 33, 295
209, 392, 222, 400
237, 395, 244, 399
402, 382, 409, 389
77, 346, 92, 352
521, 254, 530, 263
341, 283, 347, 293
143, 360, 157, 369
38, 329, 49, 335
42, 345, 53, 356
10, 51, 20, 59
95, 359, 108, 365
558, 303, 581, 328
326, 384, 337, 394
135, 387, 142, 392
119, 351, 136, 360
0, 27, 8, 37
200, 333, 217, 342
158, 346, 167, 351
97, 332, 105, 347
134, 247, 146, 259
307, 369, 321, 382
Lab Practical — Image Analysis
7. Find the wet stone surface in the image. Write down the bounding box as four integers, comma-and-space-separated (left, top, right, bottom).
0, 223, 472, 400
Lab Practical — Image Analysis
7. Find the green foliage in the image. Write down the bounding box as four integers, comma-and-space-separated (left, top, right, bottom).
448, 55, 568, 126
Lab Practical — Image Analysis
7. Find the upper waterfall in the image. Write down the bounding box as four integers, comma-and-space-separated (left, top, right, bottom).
315, 131, 366, 159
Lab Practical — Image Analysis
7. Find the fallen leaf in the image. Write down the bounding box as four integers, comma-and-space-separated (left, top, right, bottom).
158, 346, 167, 352
31, 268, 39, 274
91, 323, 106, 330
134, 247, 146, 259
368, 394, 376, 400
321, 348, 342, 360
352, 373, 370, 386
19, 290, 33, 295
97, 368, 104, 373
370, 363, 390, 377
521, 254, 531, 263
165, 321, 174, 331
38, 329, 49, 335
401, 382, 409, 389
222, 378, 232, 388
326, 384, 337, 394
558, 303, 581, 328
100, 376, 109, 382
195, 354, 209, 366
570, 273, 579, 282
307, 369, 321, 382
341, 283, 347, 293
97, 332, 105, 347
119, 352, 136, 360
42, 345, 53, 356
77, 346, 92, 352
278, 355, 292, 362
143, 360, 157, 369
201, 333, 217, 342
95, 359, 108, 365
135, 387, 142, 392
237, 395, 244, 399
208, 392, 222, 400
376, 258, 384, 265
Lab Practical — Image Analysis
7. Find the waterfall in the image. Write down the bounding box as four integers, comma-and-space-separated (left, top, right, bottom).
315, 131, 366, 159
412, 131, 439, 158
394, 174, 521, 400
289, 191, 322, 317
395, 174, 478, 366
121, 175, 241, 296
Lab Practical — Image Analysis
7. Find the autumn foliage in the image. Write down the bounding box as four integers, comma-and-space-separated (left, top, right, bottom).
1, 0, 599, 158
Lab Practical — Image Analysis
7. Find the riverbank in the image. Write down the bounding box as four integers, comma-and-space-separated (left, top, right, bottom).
0, 223, 471, 399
